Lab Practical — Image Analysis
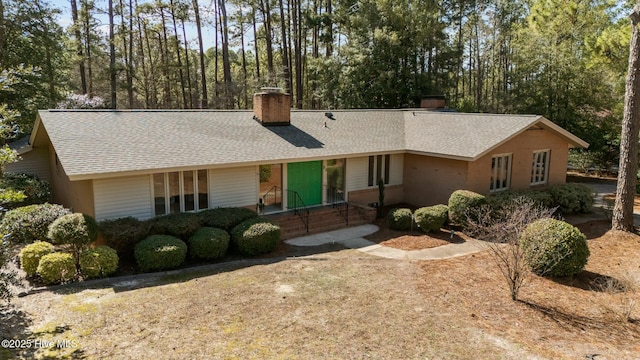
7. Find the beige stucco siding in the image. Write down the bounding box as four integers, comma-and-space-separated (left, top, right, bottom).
93, 175, 153, 221
402, 154, 468, 206
5, 147, 51, 182
467, 128, 569, 193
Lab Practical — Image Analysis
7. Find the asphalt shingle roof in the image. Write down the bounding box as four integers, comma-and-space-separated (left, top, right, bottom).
34, 109, 584, 179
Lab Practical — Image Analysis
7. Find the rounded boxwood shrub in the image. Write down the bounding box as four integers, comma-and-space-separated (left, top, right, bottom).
198, 207, 259, 231
80, 246, 119, 279
149, 213, 201, 240
387, 208, 414, 230
520, 218, 590, 277
547, 183, 595, 214
19, 241, 55, 277
134, 235, 187, 272
99, 217, 151, 260
188, 227, 230, 260
0, 203, 71, 243
414, 205, 449, 233
231, 217, 280, 256
448, 190, 487, 227
37, 252, 76, 284
48, 213, 99, 265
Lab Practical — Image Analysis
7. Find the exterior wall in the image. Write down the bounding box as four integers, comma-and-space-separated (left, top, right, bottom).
345, 154, 404, 205
49, 144, 95, 217
93, 175, 153, 220
210, 166, 257, 208
5, 147, 51, 182
466, 128, 570, 193
402, 154, 468, 206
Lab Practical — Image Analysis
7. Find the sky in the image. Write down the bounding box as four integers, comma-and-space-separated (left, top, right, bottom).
47, 0, 222, 50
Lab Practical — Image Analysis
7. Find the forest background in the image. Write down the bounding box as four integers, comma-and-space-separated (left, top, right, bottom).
0, 0, 634, 170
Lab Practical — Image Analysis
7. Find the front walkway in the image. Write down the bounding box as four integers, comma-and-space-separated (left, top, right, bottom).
285, 224, 489, 260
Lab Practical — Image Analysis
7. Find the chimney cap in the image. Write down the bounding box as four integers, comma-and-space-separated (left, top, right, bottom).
260, 87, 284, 94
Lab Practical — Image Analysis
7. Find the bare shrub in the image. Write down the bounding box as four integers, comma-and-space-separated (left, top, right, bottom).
466, 197, 556, 301
594, 272, 638, 323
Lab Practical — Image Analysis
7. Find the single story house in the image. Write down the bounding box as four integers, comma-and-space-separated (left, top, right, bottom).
7, 91, 588, 221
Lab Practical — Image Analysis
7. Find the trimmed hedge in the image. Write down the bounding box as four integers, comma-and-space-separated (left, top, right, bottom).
0, 203, 71, 243
37, 252, 76, 284
387, 208, 414, 231
47, 213, 99, 248
520, 218, 590, 277
488, 190, 554, 210
414, 205, 449, 233
19, 241, 54, 277
134, 235, 187, 272
199, 207, 259, 231
149, 213, 201, 240
188, 227, 230, 260
547, 183, 594, 214
80, 246, 119, 279
448, 190, 486, 226
231, 217, 280, 256
99, 217, 151, 260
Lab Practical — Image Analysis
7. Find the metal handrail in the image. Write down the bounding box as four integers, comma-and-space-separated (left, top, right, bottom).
286, 189, 309, 233
328, 186, 348, 225
262, 185, 281, 207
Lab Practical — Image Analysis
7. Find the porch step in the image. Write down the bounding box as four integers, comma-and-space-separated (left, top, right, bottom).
266, 204, 376, 240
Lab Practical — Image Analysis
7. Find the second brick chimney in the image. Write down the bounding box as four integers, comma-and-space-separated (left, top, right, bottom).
253, 87, 291, 126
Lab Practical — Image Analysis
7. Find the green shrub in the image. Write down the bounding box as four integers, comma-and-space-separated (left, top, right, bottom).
19, 241, 54, 277
488, 190, 554, 210
47, 213, 99, 266
37, 252, 76, 284
414, 205, 449, 233
188, 227, 230, 260
134, 235, 187, 272
99, 217, 151, 260
547, 183, 595, 214
448, 190, 487, 227
198, 207, 258, 230
149, 213, 201, 240
0, 173, 51, 209
387, 208, 414, 230
520, 218, 590, 277
79, 246, 119, 279
0, 203, 71, 243
231, 217, 280, 256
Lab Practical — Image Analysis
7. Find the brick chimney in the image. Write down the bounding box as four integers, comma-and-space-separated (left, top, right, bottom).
420, 95, 446, 109
253, 87, 291, 126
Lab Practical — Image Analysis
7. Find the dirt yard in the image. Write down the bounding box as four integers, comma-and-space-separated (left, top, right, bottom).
3, 220, 640, 359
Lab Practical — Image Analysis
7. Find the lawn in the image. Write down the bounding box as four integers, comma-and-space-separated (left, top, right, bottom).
3, 220, 640, 359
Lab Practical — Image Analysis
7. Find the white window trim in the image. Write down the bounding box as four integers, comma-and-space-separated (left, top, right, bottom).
151, 170, 209, 216
531, 149, 551, 185
367, 154, 391, 187
490, 153, 512, 192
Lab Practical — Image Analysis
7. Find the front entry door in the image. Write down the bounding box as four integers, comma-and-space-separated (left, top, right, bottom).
287, 161, 322, 207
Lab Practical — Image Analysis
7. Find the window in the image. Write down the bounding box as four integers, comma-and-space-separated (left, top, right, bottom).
531, 150, 550, 185
153, 170, 209, 216
368, 154, 391, 187
490, 154, 511, 192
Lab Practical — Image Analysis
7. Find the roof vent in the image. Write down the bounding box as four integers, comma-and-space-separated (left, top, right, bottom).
324, 112, 335, 120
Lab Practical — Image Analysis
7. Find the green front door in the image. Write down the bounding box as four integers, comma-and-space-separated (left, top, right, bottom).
287, 161, 322, 207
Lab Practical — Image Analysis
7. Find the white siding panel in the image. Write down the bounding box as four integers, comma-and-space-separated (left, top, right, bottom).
93, 175, 153, 220
210, 167, 257, 207
346, 157, 369, 192
389, 153, 404, 186
6, 148, 50, 182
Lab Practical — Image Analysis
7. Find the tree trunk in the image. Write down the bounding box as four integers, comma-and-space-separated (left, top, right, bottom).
251, 3, 260, 81
260, 0, 274, 83
218, 0, 233, 108
192, 0, 208, 108
278, 0, 290, 94
81, 0, 94, 97
613, 6, 640, 232
108, 0, 116, 108
181, 17, 193, 109
70, 0, 87, 95
127, 0, 134, 107
159, 5, 172, 108
239, 7, 249, 108
292, 0, 302, 108
169, 0, 187, 108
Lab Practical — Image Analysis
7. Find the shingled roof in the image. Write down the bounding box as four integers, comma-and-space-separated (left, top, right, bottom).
31, 109, 588, 180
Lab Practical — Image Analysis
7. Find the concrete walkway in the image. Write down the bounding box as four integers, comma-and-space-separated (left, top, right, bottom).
285, 224, 489, 260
